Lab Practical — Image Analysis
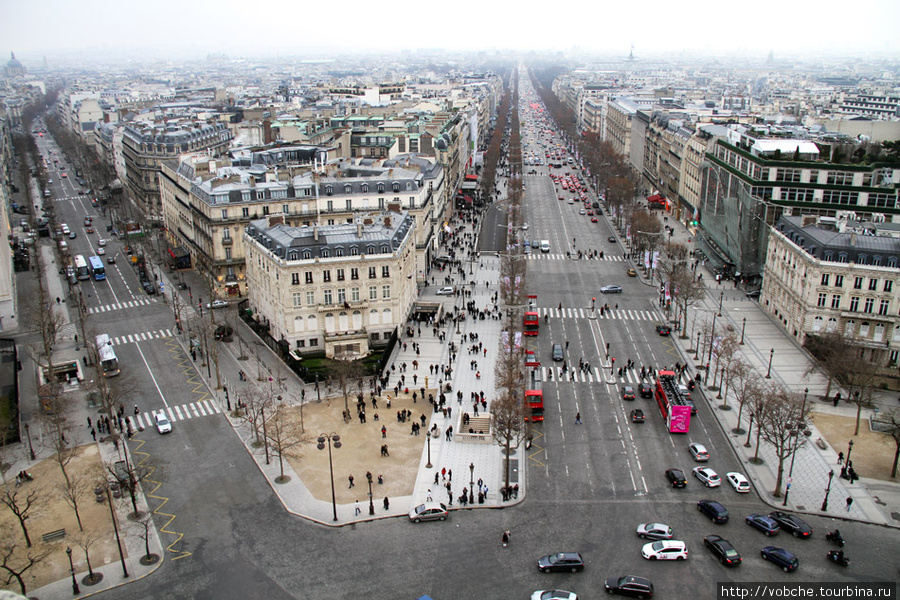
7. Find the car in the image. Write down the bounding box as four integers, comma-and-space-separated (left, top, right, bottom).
630, 409, 645, 423
703, 535, 742, 566
61, 173, 67, 178
607, 236, 616, 243
142, 281, 156, 295
86, 226, 94, 234
98, 238, 107, 246
636, 523, 673, 540
578, 208, 586, 215
214, 324, 234, 342
531, 591, 577, 600
600, 285, 622, 294
746, 290, 761, 299
107, 255, 115, 264
622, 386, 636, 401
655, 324, 672, 336
408, 502, 448, 522
436, 286, 455, 296
665, 468, 687, 488
760, 546, 798, 572
768, 511, 813, 538
591, 217, 598, 223
84, 217, 92, 226
68, 231, 76, 239
641, 540, 688, 561
537, 552, 584, 573
697, 499, 729, 524
605, 575, 653, 599
726, 472, 751, 493
207, 299, 229, 309
154, 412, 172, 434
746, 514, 780, 536
551, 343, 564, 362
639, 383, 652, 398
97, 247, 106, 255
692, 467, 721, 487
689, 443, 709, 462
627, 268, 637, 277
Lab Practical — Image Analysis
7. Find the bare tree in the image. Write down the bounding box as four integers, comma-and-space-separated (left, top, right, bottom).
40, 383, 77, 490
0, 483, 45, 548
490, 389, 527, 494
130, 512, 160, 564
265, 406, 307, 483
729, 357, 761, 433
713, 332, 741, 405
882, 409, 900, 479
59, 471, 91, 532
0, 526, 51, 596
756, 386, 811, 497
658, 245, 706, 337
71, 530, 103, 584
331, 358, 366, 414
240, 387, 273, 446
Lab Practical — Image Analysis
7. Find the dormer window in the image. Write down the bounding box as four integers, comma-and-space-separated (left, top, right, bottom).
377, 183, 385, 193
350, 246, 359, 256
361, 184, 369, 193
392, 182, 400, 192
302, 250, 312, 260
325, 185, 333, 196
344, 184, 352, 194
381, 244, 389, 253
321, 249, 330, 258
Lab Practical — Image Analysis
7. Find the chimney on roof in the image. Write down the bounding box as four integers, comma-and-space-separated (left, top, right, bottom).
383, 216, 392, 228
313, 226, 319, 241
356, 221, 363, 238
849, 232, 857, 246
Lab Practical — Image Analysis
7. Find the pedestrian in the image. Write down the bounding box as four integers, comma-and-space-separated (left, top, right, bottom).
846, 496, 853, 511
441, 467, 446, 481
502, 529, 510, 547
87, 417, 92, 428
90, 428, 96, 441
434, 471, 439, 485
348, 474, 355, 488
383, 497, 390, 511
382, 425, 387, 438
448, 468, 452, 482
427, 488, 433, 502
355, 501, 361, 516
134, 404, 139, 416
837, 451, 844, 465
575, 412, 582, 424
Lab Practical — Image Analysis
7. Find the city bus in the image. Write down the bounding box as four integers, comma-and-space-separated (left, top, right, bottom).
524, 294, 539, 336
95, 334, 120, 377
524, 357, 543, 422
73, 255, 90, 280
654, 370, 691, 433
88, 256, 106, 281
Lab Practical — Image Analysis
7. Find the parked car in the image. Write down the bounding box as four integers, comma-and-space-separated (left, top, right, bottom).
655, 324, 671, 336
142, 281, 156, 295
703, 535, 741, 566
636, 523, 673, 540
746, 514, 780, 536
760, 546, 798, 572
726, 472, 751, 493
689, 443, 709, 462
665, 468, 687, 488
768, 512, 813, 538
600, 285, 622, 294
154, 413, 172, 434
692, 467, 721, 487
641, 540, 688, 561
697, 500, 729, 524
537, 552, 585, 573
605, 575, 653, 599
408, 502, 448, 523
436, 286, 455, 296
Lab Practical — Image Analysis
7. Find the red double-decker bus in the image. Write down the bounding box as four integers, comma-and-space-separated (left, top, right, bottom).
524, 294, 539, 336
654, 370, 691, 433
524, 357, 543, 422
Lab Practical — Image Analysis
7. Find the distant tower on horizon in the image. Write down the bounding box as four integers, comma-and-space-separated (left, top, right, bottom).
766, 50, 774, 66
626, 44, 636, 62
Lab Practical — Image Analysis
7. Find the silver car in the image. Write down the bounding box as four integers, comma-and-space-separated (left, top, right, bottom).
408, 502, 448, 522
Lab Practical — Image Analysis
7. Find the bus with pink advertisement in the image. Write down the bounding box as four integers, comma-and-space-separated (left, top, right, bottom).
654, 370, 691, 433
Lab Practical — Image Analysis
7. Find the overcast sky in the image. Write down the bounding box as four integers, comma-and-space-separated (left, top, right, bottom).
2, 0, 898, 62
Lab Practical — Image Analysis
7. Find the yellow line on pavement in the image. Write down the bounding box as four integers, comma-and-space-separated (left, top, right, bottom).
527, 429, 546, 466
165, 337, 211, 402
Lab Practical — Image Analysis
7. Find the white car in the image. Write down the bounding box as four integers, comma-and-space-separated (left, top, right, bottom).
98, 238, 107, 246
641, 540, 688, 561
436, 286, 455, 296
726, 472, 751, 493
207, 299, 229, 309
154, 413, 172, 434
531, 591, 577, 600
97, 247, 106, 255
693, 467, 721, 487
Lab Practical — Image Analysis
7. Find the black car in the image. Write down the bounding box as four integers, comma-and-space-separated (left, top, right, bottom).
537, 552, 585, 573
622, 386, 636, 401
607, 236, 616, 243
760, 546, 799, 572
703, 535, 742, 566
605, 575, 653, 599
745, 514, 780, 536
768, 512, 813, 538
141, 281, 156, 295
630, 409, 645, 423
214, 324, 234, 342
655, 325, 671, 336
698, 499, 729, 524
639, 383, 652, 398
665, 468, 687, 488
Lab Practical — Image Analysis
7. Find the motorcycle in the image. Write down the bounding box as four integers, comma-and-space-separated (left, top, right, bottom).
825, 529, 845, 547
827, 550, 850, 567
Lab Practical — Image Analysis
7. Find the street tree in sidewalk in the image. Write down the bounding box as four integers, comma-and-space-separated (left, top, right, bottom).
756, 385, 811, 497
59, 471, 91, 533
608, 176, 635, 230
630, 210, 664, 260
0, 525, 51, 596
104, 452, 153, 519
71, 530, 103, 584
331, 357, 366, 414
882, 409, 900, 479
0, 482, 46, 548
265, 405, 308, 483
803, 331, 845, 401
490, 388, 527, 493
40, 383, 77, 489
658, 244, 706, 338
729, 357, 762, 434
129, 512, 160, 565
713, 332, 741, 404
22, 249, 67, 386
240, 386, 273, 447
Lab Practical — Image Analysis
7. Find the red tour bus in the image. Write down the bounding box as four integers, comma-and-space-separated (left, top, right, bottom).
524, 294, 539, 336
524, 357, 543, 422
654, 370, 691, 433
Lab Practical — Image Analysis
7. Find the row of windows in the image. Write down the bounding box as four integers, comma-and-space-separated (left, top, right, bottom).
816, 293, 892, 315
324, 182, 414, 195
291, 285, 392, 306
290, 266, 389, 285
820, 273, 894, 292
810, 317, 900, 343
284, 245, 392, 261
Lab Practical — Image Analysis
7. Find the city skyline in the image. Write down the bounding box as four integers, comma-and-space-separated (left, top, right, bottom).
2, 0, 899, 63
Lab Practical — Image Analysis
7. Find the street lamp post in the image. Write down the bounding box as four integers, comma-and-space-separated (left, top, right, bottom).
694, 332, 701, 360
317, 433, 342, 522
105, 484, 129, 577
469, 462, 475, 504
705, 312, 718, 384
24, 422, 35, 460
366, 472, 375, 515
765, 348, 774, 378
821, 469, 835, 511
66, 546, 80, 595
740, 317, 747, 345
718, 290, 724, 316
846, 439, 854, 465
425, 432, 432, 469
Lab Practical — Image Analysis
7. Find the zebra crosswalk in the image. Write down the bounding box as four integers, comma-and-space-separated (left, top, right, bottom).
541, 366, 648, 385
107, 329, 174, 346
539, 307, 659, 321
135, 399, 222, 430
88, 298, 156, 314
526, 254, 624, 261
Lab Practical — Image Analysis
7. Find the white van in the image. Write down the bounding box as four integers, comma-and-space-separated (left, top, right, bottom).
540, 240, 551, 253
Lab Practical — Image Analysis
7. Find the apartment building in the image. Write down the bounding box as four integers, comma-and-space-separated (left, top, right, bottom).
762, 215, 900, 372
243, 210, 417, 359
